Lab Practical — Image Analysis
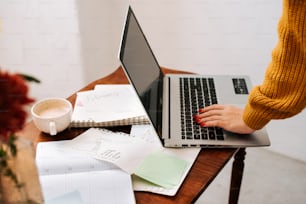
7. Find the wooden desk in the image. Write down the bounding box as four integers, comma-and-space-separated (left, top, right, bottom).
18, 67, 246, 204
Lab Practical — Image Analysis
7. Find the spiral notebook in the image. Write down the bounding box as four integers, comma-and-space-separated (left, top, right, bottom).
70, 85, 150, 128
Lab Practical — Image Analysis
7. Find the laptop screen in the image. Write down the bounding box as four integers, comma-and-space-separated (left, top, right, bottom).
119, 7, 164, 133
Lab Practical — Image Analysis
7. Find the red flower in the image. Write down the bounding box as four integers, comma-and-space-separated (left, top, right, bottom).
0, 70, 34, 141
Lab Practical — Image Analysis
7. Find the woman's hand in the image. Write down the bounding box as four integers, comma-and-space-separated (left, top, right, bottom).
193, 104, 255, 134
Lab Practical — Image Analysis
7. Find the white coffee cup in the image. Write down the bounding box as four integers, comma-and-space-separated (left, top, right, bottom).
31, 98, 72, 135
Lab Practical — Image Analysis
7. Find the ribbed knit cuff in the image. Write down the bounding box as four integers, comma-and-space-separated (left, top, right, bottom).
243, 102, 271, 130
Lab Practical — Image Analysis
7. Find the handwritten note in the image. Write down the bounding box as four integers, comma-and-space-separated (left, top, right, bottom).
93, 130, 160, 174
64, 128, 120, 156
71, 85, 146, 122
130, 124, 161, 144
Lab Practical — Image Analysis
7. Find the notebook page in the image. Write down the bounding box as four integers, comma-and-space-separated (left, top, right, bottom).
36, 140, 135, 204
71, 85, 146, 123
36, 140, 117, 175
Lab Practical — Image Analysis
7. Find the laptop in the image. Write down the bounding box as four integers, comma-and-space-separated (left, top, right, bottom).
119, 6, 270, 148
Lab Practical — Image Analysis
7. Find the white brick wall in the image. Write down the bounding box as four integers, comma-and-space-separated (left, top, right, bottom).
0, 0, 84, 99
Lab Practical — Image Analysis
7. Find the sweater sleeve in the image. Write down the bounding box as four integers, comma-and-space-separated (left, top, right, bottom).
243, 0, 306, 130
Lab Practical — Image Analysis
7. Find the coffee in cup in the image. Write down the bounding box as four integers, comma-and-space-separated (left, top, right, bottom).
31, 98, 72, 135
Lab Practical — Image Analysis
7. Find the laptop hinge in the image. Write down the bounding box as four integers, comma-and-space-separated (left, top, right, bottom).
167, 76, 171, 139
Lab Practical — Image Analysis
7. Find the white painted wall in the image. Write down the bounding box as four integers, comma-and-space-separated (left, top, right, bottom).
0, 0, 305, 161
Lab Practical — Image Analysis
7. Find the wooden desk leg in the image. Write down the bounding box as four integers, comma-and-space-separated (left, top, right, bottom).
229, 148, 246, 204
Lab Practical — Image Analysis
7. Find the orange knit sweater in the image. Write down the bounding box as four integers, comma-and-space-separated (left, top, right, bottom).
243, 0, 306, 130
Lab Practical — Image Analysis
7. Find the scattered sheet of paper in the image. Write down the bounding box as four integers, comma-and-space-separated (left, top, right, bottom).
56, 127, 200, 196
36, 140, 135, 204
64, 128, 121, 156
66, 128, 156, 174
92, 130, 161, 174
129, 123, 162, 145
130, 125, 201, 195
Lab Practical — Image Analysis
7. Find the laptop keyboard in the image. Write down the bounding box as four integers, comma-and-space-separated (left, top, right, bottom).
180, 77, 224, 141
